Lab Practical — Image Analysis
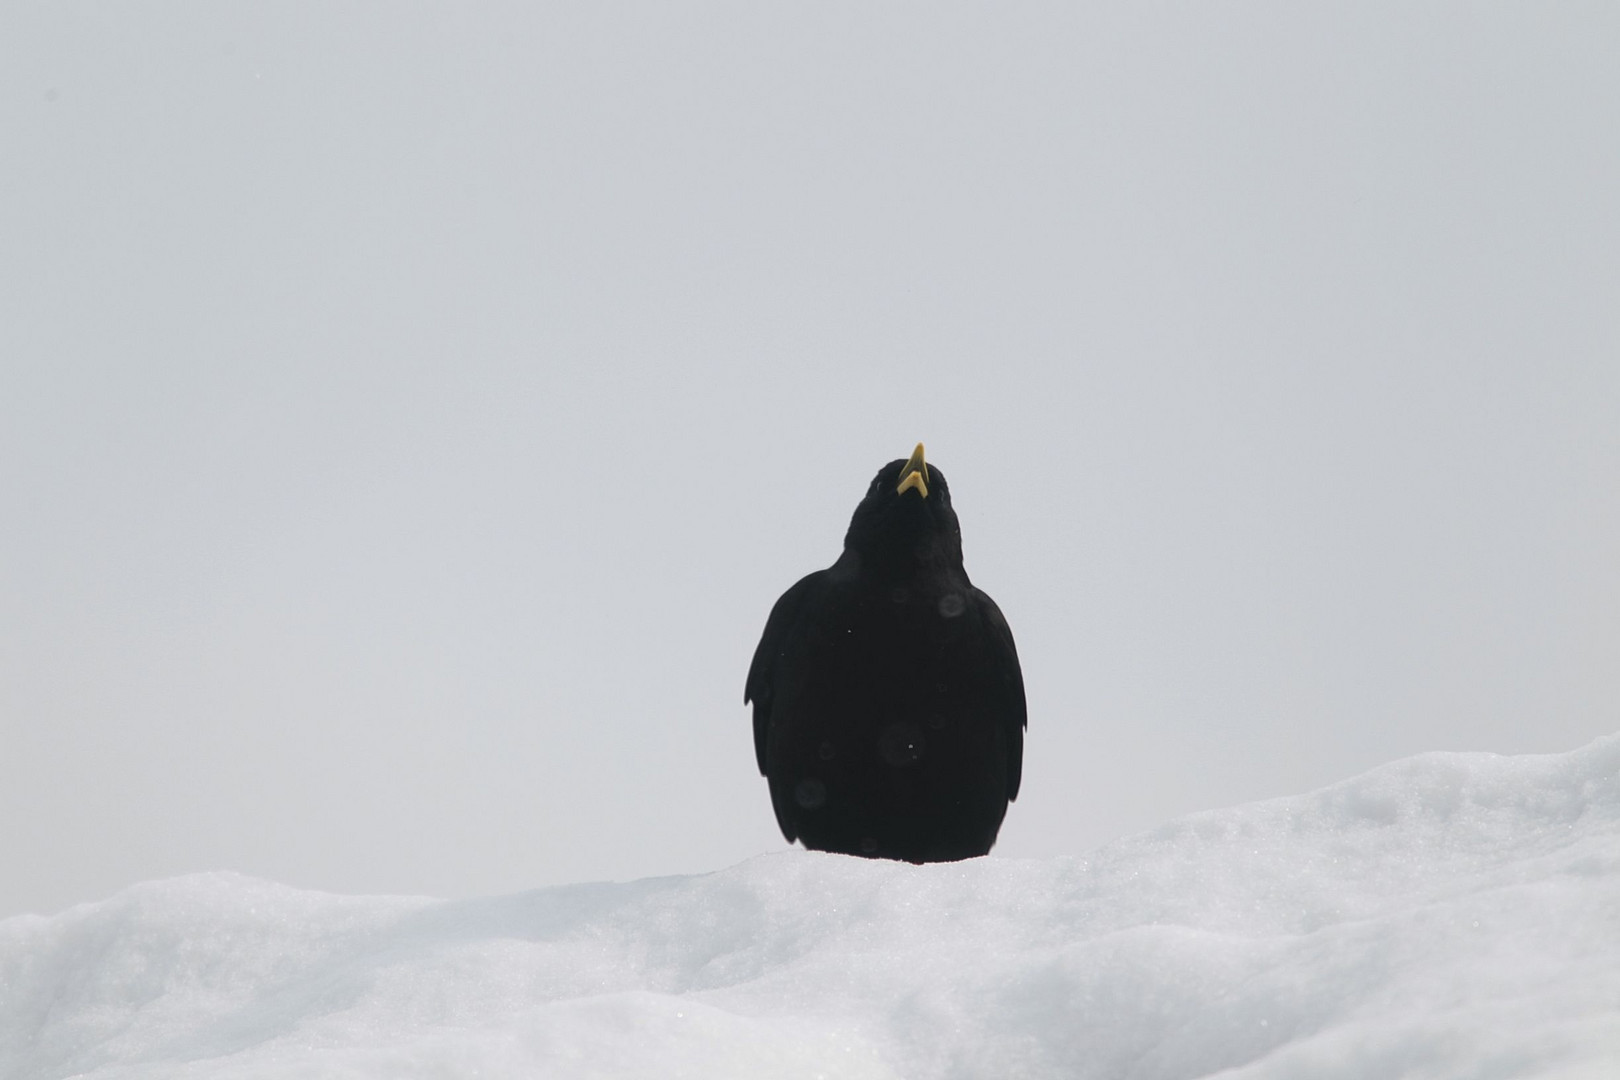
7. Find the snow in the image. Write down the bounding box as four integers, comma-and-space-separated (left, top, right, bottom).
3, 737, 1618, 1080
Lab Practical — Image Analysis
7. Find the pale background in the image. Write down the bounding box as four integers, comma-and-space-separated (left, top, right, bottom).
3, 4, 1616, 918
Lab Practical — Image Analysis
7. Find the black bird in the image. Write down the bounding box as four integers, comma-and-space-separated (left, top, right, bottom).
745, 444, 1026, 862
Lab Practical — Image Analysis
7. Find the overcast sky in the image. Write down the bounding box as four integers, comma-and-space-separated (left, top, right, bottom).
3, 4, 1617, 919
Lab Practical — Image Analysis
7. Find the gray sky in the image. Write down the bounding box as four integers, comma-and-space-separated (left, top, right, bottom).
3, 4, 1617, 919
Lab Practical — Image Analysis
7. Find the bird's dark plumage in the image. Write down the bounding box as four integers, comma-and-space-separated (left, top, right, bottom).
745, 444, 1026, 862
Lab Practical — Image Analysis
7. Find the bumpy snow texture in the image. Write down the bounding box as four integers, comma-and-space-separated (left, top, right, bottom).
3, 735, 1618, 1080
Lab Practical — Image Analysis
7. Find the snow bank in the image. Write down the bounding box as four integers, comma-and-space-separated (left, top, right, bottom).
4, 736, 1618, 1079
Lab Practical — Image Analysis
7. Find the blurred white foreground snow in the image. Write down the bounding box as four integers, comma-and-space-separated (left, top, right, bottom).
3, 736, 1618, 1080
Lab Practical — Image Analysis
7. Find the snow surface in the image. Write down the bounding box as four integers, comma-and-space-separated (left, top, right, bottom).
3, 737, 1618, 1080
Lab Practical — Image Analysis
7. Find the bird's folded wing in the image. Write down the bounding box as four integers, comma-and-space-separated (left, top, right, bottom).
974, 588, 1028, 801
744, 572, 823, 776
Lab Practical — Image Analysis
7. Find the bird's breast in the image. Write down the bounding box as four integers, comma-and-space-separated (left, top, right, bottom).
796, 579, 988, 707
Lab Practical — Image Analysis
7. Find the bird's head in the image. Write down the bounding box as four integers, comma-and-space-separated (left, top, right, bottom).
843, 443, 965, 571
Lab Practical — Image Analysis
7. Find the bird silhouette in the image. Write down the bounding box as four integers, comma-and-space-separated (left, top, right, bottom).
746, 444, 1026, 862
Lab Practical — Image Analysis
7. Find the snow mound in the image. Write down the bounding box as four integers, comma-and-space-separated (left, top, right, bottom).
3, 736, 1618, 1080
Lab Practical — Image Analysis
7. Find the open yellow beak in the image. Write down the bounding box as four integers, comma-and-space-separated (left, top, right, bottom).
895, 442, 929, 498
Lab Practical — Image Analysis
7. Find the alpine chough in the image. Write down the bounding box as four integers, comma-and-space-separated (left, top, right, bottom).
745, 444, 1026, 862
